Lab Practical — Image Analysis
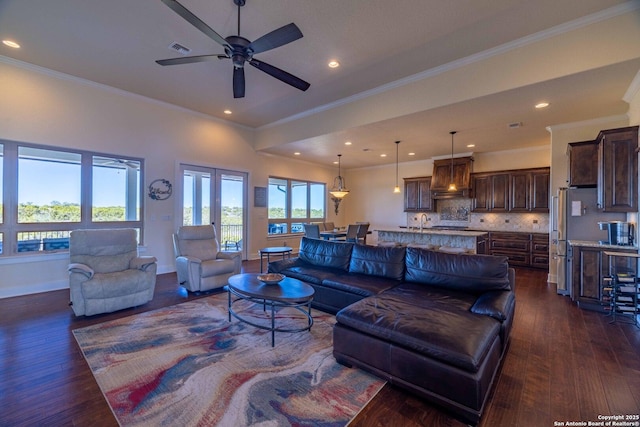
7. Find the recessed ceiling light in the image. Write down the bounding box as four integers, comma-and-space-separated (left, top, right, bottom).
328, 60, 340, 68
2, 40, 20, 49
535, 102, 549, 109
333, 161, 339, 164
294, 152, 301, 156
408, 152, 415, 156
344, 141, 352, 145
380, 154, 387, 157
223, 109, 232, 115
467, 144, 475, 148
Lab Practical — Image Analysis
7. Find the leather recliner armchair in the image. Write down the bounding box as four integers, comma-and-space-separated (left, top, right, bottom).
68, 228, 157, 316
173, 225, 241, 292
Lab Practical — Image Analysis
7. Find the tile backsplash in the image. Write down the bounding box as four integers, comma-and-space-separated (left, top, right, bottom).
406, 198, 549, 233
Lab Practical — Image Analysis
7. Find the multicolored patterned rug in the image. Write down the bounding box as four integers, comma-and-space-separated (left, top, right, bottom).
73, 293, 385, 426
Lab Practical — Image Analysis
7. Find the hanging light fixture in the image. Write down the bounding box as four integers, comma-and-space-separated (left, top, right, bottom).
329, 154, 349, 214
448, 131, 457, 192
393, 140, 401, 193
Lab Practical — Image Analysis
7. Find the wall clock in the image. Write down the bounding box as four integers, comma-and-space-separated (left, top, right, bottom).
148, 178, 172, 200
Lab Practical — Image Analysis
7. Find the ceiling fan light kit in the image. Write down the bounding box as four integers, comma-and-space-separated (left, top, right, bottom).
157, 0, 310, 99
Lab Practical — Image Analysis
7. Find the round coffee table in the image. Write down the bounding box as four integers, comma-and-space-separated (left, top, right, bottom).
226, 273, 315, 347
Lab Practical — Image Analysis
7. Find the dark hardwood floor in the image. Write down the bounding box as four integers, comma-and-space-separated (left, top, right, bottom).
1, 262, 639, 426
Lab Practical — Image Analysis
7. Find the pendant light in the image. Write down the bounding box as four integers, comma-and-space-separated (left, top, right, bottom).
329, 154, 349, 214
393, 140, 401, 193
329, 154, 349, 198
448, 131, 457, 192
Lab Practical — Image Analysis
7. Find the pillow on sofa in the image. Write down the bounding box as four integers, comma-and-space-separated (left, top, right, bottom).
405, 247, 511, 293
349, 244, 405, 280
298, 237, 354, 271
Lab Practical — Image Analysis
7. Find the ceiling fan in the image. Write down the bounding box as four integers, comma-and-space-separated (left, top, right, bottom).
156, 0, 310, 98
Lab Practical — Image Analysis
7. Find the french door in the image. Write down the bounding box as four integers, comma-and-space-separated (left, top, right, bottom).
180, 164, 247, 259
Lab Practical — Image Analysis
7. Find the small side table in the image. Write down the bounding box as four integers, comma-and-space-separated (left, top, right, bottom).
259, 246, 292, 272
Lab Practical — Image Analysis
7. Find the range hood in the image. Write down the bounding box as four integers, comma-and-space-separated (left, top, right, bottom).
430, 156, 473, 199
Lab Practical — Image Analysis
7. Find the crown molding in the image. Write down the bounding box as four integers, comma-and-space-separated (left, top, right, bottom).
546, 114, 629, 132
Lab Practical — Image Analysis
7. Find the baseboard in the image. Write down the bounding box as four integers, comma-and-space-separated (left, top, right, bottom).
0, 279, 69, 299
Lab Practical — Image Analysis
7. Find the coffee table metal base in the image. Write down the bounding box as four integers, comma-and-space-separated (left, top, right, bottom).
226, 283, 313, 347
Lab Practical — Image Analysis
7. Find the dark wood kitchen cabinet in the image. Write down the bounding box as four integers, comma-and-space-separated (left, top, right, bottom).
570, 245, 637, 311
471, 173, 509, 212
531, 169, 550, 212
531, 233, 550, 269
567, 140, 598, 187
489, 231, 549, 269
510, 168, 550, 212
472, 167, 549, 213
489, 232, 530, 267
597, 126, 638, 212
404, 177, 432, 212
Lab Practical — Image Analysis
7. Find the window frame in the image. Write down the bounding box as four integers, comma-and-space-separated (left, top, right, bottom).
0, 139, 145, 256
267, 176, 325, 236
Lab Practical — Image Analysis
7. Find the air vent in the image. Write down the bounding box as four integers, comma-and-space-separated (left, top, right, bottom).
168, 42, 191, 55
508, 121, 523, 129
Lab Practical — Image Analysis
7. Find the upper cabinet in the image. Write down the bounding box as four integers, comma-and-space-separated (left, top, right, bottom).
597, 126, 638, 212
471, 172, 509, 212
566, 126, 638, 212
404, 177, 433, 212
471, 168, 549, 212
567, 140, 598, 187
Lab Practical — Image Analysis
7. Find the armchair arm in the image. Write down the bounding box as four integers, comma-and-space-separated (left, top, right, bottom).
218, 250, 242, 274
175, 255, 203, 288
217, 251, 241, 260
68, 262, 94, 279
130, 256, 158, 271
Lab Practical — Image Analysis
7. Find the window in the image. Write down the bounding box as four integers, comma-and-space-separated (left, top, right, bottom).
92, 156, 141, 222
0, 140, 144, 256
268, 177, 325, 235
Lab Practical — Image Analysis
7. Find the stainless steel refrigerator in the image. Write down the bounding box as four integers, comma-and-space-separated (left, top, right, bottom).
552, 187, 626, 295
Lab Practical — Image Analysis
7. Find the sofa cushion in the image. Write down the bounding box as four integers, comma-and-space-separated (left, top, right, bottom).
336, 295, 500, 372
405, 247, 511, 293
381, 282, 478, 312
277, 265, 341, 285
298, 237, 354, 271
348, 244, 405, 280
322, 273, 400, 297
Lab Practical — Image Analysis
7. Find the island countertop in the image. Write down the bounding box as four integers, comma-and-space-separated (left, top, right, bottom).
376, 228, 488, 254
568, 240, 639, 250
376, 227, 489, 237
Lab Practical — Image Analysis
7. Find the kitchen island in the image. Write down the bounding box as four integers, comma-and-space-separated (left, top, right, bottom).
376, 228, 489, 254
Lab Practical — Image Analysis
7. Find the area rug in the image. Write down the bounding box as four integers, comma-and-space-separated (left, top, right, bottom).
73, 293, 385, 426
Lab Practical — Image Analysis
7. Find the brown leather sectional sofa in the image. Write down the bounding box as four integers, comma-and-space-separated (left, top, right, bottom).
268, 237, 515, 425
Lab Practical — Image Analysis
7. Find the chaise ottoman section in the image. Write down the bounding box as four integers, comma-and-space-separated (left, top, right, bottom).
333, 294, 504, 424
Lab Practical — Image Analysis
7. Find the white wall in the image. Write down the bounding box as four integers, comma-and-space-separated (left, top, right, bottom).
0, 59, 336, 297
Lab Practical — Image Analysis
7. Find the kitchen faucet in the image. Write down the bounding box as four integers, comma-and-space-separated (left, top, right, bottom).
420, 213, 428, 231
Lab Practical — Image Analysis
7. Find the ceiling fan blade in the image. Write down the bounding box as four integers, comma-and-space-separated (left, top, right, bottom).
233, 67, 245, 98
156, 54, 227, 66
248, 23, 303, 55
161, 0, 230, 49
249, 58, 310, 92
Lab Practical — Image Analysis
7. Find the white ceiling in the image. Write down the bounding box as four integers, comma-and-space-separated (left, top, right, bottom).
1, 0, 640, 168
